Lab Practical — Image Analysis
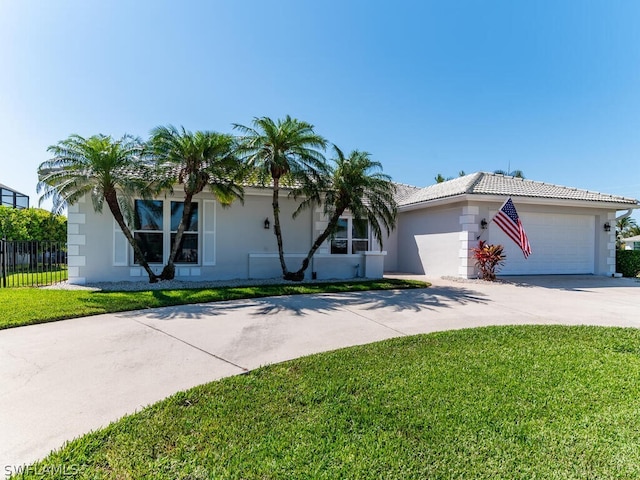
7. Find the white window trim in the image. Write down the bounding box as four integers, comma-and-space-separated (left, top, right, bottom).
331, 216, 371, 255
125, 199, 203, 267
113, 219, 128, 266
169, 200, 200, 265
132, 199, 165, 265
202, 200, 216, 266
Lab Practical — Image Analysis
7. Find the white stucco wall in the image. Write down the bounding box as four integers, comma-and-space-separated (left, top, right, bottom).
392, 198, 625, 279
68, 188, 387, 284
68, 186, 628, 284
69, 190, 313, 283
396, 205, 464, 277
382, 228, 399, 272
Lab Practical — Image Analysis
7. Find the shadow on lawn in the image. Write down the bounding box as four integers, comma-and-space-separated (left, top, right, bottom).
120, 285, 489, 321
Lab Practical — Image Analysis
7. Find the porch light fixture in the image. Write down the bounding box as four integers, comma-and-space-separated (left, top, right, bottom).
264, 218, 270, 229
480, 218, 488, 230
604, 222, 611, 232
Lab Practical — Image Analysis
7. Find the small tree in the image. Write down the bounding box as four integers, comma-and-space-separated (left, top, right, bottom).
472, 240, 506, 281
289, 146, 397, 280
38, 134, 160, 283
147, 126, 244, 280
234, 116, 327, 280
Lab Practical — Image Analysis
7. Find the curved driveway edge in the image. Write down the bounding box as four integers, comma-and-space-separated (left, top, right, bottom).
1, 275, 639, 470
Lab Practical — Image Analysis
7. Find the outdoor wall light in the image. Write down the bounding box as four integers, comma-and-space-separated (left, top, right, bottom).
480, 218, 488, 230
604, 222, 611, 232
264, 218, 270, 229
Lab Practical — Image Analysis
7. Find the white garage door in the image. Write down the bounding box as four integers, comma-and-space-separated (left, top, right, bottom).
487, 212, 595, 275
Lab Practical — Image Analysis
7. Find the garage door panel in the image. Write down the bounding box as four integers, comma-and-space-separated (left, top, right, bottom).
488, 212, 594, 275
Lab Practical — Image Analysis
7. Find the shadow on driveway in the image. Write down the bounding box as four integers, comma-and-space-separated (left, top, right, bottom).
119, 285, 490, 321
497, 274, 640, 292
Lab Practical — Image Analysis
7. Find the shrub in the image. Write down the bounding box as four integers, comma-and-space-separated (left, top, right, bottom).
0, 207, 66, 242
616, 250, 640, 278
472, 240, 506, 281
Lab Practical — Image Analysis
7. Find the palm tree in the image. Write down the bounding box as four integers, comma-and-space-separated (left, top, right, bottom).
37, 134, 159, 282
289, 146, 397, 280
233, 116, 327, 280
494, 169, 525, 179
617, 216, 638, 237
616, 217, 639, 249
148, 125, 245, 280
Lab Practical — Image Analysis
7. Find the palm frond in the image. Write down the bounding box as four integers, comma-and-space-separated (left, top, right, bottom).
37, 133, 148, 215
147, 125, 245, 204
325, 146, 397, 247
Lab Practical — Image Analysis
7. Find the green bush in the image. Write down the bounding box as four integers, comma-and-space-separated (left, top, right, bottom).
616, 250, 640, 277
471, 240, 505, 281
0, 206, 66, 242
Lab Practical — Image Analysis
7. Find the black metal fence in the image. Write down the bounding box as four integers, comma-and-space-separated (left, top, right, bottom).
0, 239, 68, 288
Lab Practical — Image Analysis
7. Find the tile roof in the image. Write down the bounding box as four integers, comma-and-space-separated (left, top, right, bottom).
393, 182, 423, 204
399, 172, 639, 207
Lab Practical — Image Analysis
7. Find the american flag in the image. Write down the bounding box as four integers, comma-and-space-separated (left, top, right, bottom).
492, 197, 532, 258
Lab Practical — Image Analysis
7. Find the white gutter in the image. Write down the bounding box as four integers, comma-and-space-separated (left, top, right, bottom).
616, 209, 634, 221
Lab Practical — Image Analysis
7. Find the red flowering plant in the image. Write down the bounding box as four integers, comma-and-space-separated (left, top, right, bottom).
471, 240, 506, 281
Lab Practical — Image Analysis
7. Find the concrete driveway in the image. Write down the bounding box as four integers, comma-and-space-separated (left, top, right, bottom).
1, 275, 639, 471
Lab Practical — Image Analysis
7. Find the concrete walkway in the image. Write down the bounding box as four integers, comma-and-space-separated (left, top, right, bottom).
1, 275, 639, 470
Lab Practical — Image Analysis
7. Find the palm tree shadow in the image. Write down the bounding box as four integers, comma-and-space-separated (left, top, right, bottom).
359, 286, 487, 312
122, 286, 488, 321
119, 298, 263, 320
301, 286, 488, 315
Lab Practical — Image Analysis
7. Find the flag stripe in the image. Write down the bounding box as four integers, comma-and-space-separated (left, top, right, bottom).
492, 198, 532, 258
494, 215, 521, 245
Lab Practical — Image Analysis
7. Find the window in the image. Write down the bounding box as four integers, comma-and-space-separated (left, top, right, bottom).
0, 186, 29, 209
170, 202, 199, 263
351, 219, 369, 253
133, 200, 164, 264
331, 217, 369, 254
330, 218, 349, 254
130, 200, 201, 265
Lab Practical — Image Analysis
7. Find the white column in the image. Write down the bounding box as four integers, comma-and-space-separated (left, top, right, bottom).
67, 199, 87, 285
458, 206, 480, 278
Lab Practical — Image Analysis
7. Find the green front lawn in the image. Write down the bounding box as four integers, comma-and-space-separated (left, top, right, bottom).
16, 325, 640, 479
0, 279, 427, 330
2, 266, 68, 287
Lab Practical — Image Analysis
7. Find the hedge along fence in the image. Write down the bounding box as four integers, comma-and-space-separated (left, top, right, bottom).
0, 206, 66, 243
616, 250, 640, 278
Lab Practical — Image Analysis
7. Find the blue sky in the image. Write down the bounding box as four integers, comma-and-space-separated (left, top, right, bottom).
1, 0, 639, 218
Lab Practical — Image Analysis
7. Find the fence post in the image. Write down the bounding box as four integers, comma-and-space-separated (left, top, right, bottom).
1, 238, 6, 288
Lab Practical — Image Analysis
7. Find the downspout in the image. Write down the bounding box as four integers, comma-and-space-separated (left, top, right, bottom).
616, 209, 634, 221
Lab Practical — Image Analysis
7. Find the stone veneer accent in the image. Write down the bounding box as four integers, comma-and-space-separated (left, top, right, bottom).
66, 199, 86, 285
458, 206, 480, 278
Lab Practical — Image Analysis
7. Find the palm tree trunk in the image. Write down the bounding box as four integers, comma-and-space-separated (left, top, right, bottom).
160, 193, 194, 281
104, 189, 158, 283
291, 208, 345, 280
272, 177, 290, 278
